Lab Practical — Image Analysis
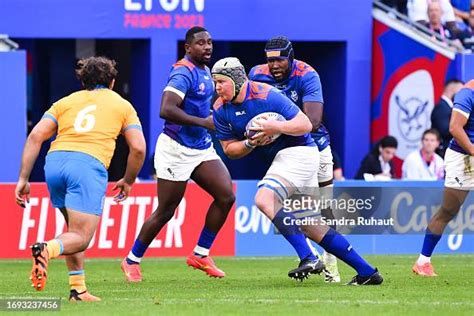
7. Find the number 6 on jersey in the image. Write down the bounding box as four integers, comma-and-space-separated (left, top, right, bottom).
74, 105, 97, 132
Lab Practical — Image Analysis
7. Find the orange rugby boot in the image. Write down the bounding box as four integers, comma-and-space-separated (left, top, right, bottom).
412, 262, 438, 277
186, 254, 226, 278
30, 242, 49, 291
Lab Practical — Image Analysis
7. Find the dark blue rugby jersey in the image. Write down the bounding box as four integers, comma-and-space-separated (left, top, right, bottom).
449, 80, 474, 154
213, 81, 315, 161
249, 59, 330, 150
162, 56, 214, 149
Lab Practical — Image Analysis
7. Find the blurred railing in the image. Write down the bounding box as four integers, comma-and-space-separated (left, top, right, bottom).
0, 34, 18, 52
373, 0, 466, 53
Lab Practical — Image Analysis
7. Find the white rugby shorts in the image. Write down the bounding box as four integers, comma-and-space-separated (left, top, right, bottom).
318, 146, 334, 183
154, 133, 221, 181
444, 148, 474, 190
258, 146, 320, 200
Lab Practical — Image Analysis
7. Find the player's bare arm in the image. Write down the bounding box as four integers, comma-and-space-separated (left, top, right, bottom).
303, 101, 323, 132
219, 139, 255, 159
113, 128, 147, 202
219, 135, 272, 159
15, 118, 57, 208
160, 91, 214, 130
449, 110, 474, 155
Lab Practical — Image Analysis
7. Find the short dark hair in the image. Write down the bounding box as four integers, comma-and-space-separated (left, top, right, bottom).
185, 26, 208, 43
422, 128, 441, 141
445, 79, 464, 87
380, 135, 398, 149
76, 56, 118, 90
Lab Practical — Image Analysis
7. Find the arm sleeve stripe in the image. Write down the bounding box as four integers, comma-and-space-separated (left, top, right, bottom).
453, 108, 470, 119
164, 86, 185, 100
122, 124, 143, 133
41, 113, 58, 125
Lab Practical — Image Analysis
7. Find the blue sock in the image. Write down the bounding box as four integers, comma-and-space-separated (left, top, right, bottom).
126, 239, 148, 265
194, 227, 217, 257
272, 209, 316, 261
319, 229, 375, 277
68, 270, 84, 276
421, 228, 442, 257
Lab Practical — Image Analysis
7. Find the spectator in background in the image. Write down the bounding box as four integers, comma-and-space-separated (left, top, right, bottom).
431, 79, 464, 157
332, 149, 345, 181
355, 136, 398, 180
450, 0, 471, 22
402, 129, 445, 180
381, 0, 408, 15
408, 0, 457, 27
424, 1, 458, 40
459, 8, 474, 48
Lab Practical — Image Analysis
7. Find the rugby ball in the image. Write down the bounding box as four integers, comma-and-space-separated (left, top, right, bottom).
245, 112, 286, 141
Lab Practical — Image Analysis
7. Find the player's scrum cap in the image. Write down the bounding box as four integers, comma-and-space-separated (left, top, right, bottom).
265, 36, 294, 63
212, 57, 247, 101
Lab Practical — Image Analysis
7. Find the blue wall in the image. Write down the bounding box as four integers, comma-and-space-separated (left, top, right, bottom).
0, 51, 27, 182
456, 53, 474, 83
0, 0, 373, 179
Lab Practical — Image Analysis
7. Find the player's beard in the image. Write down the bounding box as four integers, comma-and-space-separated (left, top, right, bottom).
199, 51, 212, 65
272, 67, 290, 82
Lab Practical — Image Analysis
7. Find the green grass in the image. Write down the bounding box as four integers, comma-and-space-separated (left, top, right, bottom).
0, 255, 473, 315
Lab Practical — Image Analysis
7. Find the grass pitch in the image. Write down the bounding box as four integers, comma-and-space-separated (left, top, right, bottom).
0, 255, 472, 315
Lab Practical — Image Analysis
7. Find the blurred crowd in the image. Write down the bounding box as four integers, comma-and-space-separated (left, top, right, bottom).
381, 0, 474, 50
353, 78, 464, 181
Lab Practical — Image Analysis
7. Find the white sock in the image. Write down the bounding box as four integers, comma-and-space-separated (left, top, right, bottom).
323, 251, 337, 265
417, 254, 431, 265
127, 251, 142, 263
193, 245, 210, 257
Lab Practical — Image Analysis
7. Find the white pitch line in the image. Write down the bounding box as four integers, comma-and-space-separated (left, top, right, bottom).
101, 297, 474, 307
1, 254, 472, 264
